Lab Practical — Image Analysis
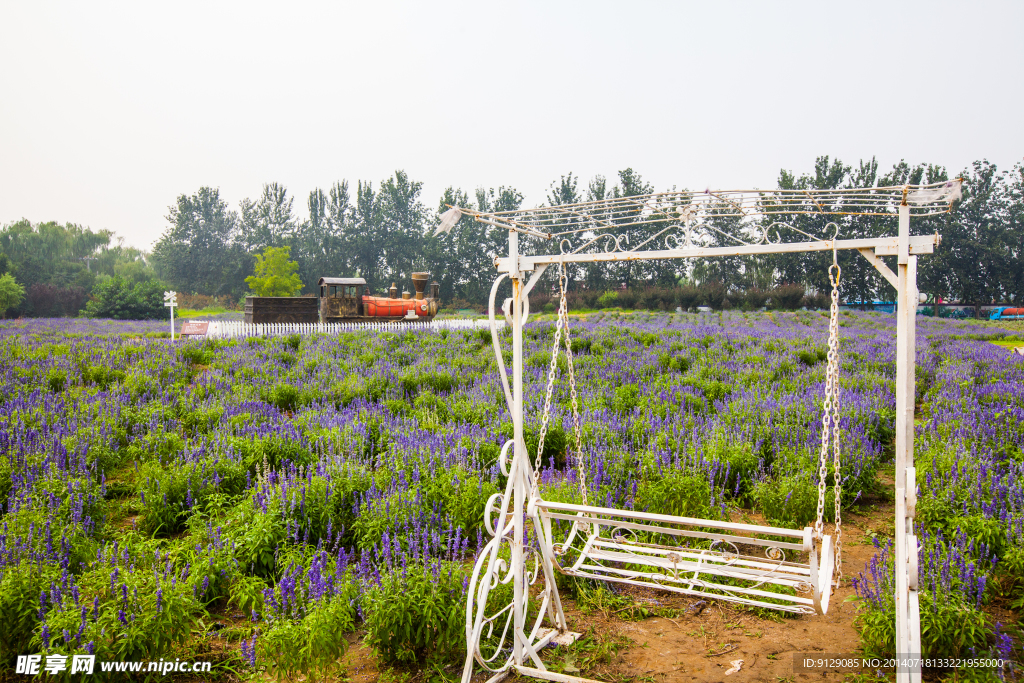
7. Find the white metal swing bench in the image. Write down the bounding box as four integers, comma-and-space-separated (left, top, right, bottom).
526, 255, 844, 620
443, 180, 962, 683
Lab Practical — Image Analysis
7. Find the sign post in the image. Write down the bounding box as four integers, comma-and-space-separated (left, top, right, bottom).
163, 291, 177, 340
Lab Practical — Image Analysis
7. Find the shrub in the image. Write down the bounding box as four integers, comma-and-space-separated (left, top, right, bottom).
0, 563, 59, 665
363, 560, 468, 668
46, 368, 67, 392
803, 291, 830, 310
84, 277, 166, 320
698, 280, 727, 309
597, 291, 619, 309
400, 369, 456, 396
179, 343, 214, 365
677, 285, 700, 311
267, 383, 300, 412
796, 347, 826, 366
707, 440, 760, 498
768, 283, 806, 310
752, 475, 836, 528
638, 469, 717, 519
253, 562, 359, 681
0, 273, 26, 318
570, 337, 592, 354
609, 384, 641, 414
26, 283, 89, 317
744, 287, 769, 310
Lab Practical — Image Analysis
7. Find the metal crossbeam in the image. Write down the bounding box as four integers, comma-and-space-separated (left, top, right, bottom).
495, 234, 939, 272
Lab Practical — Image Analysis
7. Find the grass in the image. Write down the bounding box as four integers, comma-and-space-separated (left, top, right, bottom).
176, 306, 234, 318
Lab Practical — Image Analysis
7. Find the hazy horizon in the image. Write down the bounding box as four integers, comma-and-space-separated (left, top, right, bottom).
2, 1, 1021, 250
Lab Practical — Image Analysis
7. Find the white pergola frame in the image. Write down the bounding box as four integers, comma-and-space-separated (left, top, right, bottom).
457, 181, 961, 683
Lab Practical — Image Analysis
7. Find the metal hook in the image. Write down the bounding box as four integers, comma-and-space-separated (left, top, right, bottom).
826, 222, 839, 267
829, 263, 841, 288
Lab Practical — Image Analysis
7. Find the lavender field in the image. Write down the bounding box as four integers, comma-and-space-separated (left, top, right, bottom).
1, 311, 1022, 680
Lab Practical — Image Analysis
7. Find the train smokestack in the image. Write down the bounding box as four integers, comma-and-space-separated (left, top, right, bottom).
412, 272, 429, 300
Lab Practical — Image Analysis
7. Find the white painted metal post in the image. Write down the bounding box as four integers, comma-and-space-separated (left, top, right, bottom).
907, 255, 921, 682
509, 229, 526, 668
894, 205, 921, 682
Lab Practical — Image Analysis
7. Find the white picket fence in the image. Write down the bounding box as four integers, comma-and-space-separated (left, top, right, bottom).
198, 318, 496, 339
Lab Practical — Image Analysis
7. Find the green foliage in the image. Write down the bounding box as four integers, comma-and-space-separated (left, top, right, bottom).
400, 368, 456, 396
0, 219, 147, 316
152, 187, 245, 296
245, 246, 302, 296
854, 591, 993, 661
0, 273, 25, 317
0, 563, 59, 665
597, 291, 619, 308
84, 276, 166, 320
609, 383, 641, 414
796, 347, 827, 366
753, 475, 836, 527
45, 367, 67, 392
638, 469, 717, 519
37, 555, 200, 665
707, 439, 760, 498
768, 284, 806, 310
179, 342, 215, 365
229, 503, 288, 577
267, 383, 300, 412
256, 574, 359, 682
363, 560, 467, 668
137, 457, 247, 536
659, 352, 691, 373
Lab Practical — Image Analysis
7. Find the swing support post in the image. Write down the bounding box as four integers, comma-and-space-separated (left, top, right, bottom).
509, 230, 527, 669
893, 205, 922, 683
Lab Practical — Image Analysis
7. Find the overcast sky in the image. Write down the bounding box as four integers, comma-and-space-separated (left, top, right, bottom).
1, 1, 1021, 250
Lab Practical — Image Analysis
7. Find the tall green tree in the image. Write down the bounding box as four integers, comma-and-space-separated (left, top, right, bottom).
0, 219, 120, 316
239, 182, 296, 251
378, 170, 428, 286
0, 220, 109, 291
922, 160, 1015, 315
152, 187, 241, 295
349, 180, 383, 291
768, 156, 852, 294
424, 187, 476, 303
609, 168, 655, 288
294, 184, 349, 292
1005, 163, 1024, 303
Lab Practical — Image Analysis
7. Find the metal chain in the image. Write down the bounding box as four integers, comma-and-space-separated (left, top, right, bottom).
533, 286, 565, 487
530, 263, 588, 507
829, 263, 843, 585
814, 245, 843, 585
558, 266, 587, 508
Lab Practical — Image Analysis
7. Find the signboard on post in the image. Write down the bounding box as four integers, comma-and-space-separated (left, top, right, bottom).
180, 321, 209, 336
163, 291, 177, 340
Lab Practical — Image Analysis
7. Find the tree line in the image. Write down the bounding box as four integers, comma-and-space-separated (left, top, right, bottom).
1, 156, 1021, 319
149, 157, 1023, 311
0, 220, 164, 318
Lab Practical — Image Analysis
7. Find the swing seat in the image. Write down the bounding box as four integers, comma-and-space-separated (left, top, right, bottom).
530, 499, 835, 615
